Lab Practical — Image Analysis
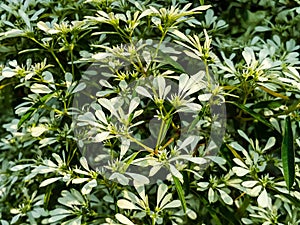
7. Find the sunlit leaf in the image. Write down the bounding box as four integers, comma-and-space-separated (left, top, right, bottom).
81, 179, 97, 195
257, 188, 269, 208
40, 177, 62, 187
31, 83, 52, 94
115, 214, 135, 225
117, 199, 141, 210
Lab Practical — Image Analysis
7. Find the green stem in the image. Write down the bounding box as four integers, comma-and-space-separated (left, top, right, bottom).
204, 59, 212, 91
70, 46, 75, 79
125, 134, 154, 153
151, 216, 156, 225
50, 50, 66, 74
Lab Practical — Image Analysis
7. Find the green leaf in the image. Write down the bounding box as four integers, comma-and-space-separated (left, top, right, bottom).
281, 116, 295, 191
18, 110, 34, 128
228, 101, 274, 130
157, 50, 186, 74
18, 93, 55, 128
172, 175, 187, 213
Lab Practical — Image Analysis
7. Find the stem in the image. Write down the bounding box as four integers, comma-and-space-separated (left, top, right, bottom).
70, 46, 75, 79
151, 216, 156, 225
28, 36, 66, 74
125, 134, 154, 153
50, 50, 66, 74
154, 107, 175, 153
204, 59, 212, 91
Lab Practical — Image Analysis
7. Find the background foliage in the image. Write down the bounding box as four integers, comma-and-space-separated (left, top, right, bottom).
0, 0, 299, 224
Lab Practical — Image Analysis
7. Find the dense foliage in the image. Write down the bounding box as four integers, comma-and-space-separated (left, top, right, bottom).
0, 0, 299, 224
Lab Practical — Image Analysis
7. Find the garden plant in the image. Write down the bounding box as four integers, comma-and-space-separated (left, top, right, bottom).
0, 0, 300, 224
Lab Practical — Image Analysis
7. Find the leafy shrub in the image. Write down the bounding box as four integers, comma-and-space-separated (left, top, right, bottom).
0, 0, 299, 225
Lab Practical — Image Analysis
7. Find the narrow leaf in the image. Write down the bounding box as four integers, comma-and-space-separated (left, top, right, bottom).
228, 101, 274, 130
172, 175, 187, 213
281, 116, 295, 191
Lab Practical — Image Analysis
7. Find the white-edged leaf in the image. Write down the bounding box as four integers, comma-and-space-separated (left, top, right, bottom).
157, 76, 166, 99
229, 142, 245, 151
2, 67, 16, 78
120, 138, 130, 160
208, 187, 215, 203
109, 173, 129, 185
47, 214, 70, 223
159, 193, 172, 209
92, 52, 111, 60
233, 158, 247, 168
237, 129, 251, 143
135, 86, 153, 99
94, 132, 110, 142
18, 9, 31, 28
81, 179, 97, 195
63, 216, 81, 225
169, 164, 183, 182
172, 30, 191, 43
31, 126, 48, 137
161, 200, 181, 209
31, 8, 45, 21
197, 181, 209, 188
117, 199, 141, 210
98, 98, 116, 114
255, 26, 271, 32
263, 137, 276, 151
95, 110, 108, 124
242, 47, 255, 66
187, 209, 197, 220
178, 73, 190, 95
178, 136, 195, 150
65, 72, 72, 88
242, 180, 258, 188
248, 185, 262, 197
232, 166, 249, 177
127, 173, 150, 185
40, 177, 62, 187
128, 97, 140, 115
72, 178, 90, 184
198, 93, 212, 101
138, 9, 153, 20
31, 83, 52, 94
205, 156, 226, 165
37, 21, 49, 33
149, 165, 162, 177
79, 157, 89, 171
10, 164, 31, 171
49, 208, 72, 215
39, 137, 57, 148
257, 188, 269, 208
115, 214, 135, 225
134, 184, 147, 203
192, 4, 211, 11
157, 183, 168, 206
71, 82, 86, 94
218, 189, 233, 205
